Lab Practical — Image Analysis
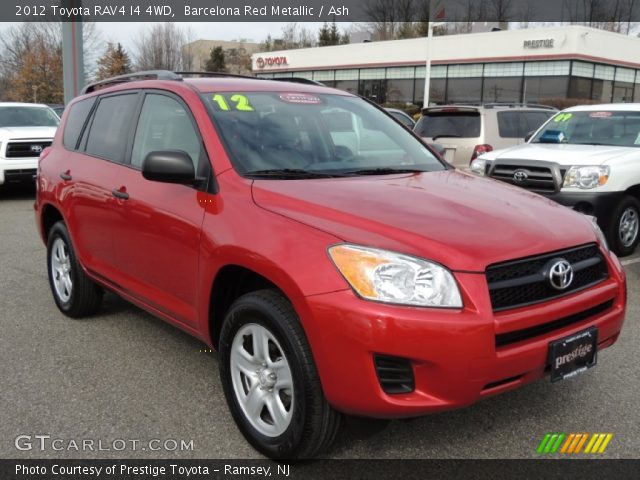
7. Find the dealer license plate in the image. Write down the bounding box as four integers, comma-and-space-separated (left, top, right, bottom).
549, 327, 598, 382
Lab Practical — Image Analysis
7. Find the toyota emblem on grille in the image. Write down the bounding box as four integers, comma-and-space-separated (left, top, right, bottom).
513, 169, 528, 183
30, 145, 43, 154
548, 259, 574, 290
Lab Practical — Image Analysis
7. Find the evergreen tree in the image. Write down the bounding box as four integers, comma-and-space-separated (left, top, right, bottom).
205, 46, 226, 72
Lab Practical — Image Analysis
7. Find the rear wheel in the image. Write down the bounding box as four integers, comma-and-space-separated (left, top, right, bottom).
607, 196, 640, 257
219, 290, 342, 459
47, 221, 103, 317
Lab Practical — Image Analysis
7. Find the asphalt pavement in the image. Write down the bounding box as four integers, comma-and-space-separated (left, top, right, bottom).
1, 185, 638, 459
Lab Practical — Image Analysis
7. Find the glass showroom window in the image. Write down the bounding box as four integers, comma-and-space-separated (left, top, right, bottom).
335, 80, 358, 95
568, 76, 593, 99
447, 78, 483, 103
386, 79, 415, 103
523, 76, 569, 102
483, 77, 522, 102
415, 78, 446, 106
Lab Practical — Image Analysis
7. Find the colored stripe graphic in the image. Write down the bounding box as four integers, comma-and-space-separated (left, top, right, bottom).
538, 433, 613, 454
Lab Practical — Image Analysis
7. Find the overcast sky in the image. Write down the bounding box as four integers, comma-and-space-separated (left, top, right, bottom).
0, 21, 345, 53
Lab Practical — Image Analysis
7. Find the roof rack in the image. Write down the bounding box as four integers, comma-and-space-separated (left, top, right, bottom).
81, 70, 182, 94
81, 70, 326, 95
482, 102, 557, 110
272, 77, 325, 86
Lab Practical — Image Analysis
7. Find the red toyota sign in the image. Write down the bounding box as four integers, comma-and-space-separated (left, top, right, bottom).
256, 56, 288, 69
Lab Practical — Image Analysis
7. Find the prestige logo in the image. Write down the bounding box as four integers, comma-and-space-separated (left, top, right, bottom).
555, 343, 592, 369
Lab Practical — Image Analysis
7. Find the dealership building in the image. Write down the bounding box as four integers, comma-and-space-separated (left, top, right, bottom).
251, 26, 640, 106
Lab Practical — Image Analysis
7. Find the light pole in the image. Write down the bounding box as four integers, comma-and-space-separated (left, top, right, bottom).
61, 0, 85, 104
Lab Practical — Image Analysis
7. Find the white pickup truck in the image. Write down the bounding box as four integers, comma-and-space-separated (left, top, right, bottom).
0, 103, 59, 186
471, 104, 640, 256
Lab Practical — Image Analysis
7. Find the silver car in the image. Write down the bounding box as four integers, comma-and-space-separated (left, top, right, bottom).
414, 104, 556, 167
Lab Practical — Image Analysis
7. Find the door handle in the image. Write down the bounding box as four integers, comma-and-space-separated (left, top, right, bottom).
59, 171, 72, 181
111, 188, 129, 200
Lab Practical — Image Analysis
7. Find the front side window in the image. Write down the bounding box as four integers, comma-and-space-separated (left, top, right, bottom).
0, 106, 60, 128
131, 94, 201, 169
85, 93, 138, 162
204, 92, 444, 178
532, 110, 640, 147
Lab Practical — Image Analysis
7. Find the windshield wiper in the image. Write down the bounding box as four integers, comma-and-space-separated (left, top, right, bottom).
244, 169, 342, 179
340, 167, 427, 176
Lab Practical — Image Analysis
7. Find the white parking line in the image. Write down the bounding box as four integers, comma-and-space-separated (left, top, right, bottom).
621, 256, 640, 266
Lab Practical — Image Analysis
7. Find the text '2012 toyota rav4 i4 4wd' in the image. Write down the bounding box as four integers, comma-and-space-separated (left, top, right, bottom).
35, 72, 626, 459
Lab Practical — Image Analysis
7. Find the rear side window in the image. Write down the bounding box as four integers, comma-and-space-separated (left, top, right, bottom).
497, 111, 554, 138
415, 112, 481, 138
85, 93, 138, 162
63, 98, 95, 150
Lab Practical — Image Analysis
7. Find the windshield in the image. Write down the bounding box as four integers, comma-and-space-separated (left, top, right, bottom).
532, 110, 640, 147
414, 111, 481, 139
0, 106, 60, 128
203, 92, 444, 178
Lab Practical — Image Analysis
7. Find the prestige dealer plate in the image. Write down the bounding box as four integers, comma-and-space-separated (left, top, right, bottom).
549, 327, 598, 382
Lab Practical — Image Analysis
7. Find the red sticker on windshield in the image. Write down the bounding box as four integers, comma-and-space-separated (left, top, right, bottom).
278, 93, 321, 104
589, 111, 613, 118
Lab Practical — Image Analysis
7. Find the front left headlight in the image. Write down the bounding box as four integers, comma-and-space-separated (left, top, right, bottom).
563, 165, 609, 189
328, 244, 463, 308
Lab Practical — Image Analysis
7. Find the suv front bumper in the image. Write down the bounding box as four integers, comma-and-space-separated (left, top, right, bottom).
538, 191, 624, 231
299, 255, 626, 418
0, 158, 39, 185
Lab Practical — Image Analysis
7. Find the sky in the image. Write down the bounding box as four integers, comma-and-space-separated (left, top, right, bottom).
0, 21, 340, 53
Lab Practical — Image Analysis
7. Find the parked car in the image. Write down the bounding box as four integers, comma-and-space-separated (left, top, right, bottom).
0, 102, 59, 186
472, 104, 640, 256
35, 71, 626, 459
384, 108, 416, 128
414, 104, 556, 167
47, 104, 65, 118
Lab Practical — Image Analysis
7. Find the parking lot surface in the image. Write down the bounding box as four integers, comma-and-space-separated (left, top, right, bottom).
1, 185, 638, 459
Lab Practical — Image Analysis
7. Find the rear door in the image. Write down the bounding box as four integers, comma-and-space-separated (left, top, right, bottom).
60, 92, 140, 280
109, 90, 210, 328
414, 108, 481, 166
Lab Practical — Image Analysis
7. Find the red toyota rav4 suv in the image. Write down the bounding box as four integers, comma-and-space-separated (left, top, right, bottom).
35, 72, 626, 459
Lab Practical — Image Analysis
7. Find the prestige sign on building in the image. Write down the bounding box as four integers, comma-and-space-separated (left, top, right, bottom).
252, 25, 640, 106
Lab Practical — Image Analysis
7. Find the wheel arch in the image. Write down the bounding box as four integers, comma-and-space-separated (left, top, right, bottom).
41, 203, 64, 243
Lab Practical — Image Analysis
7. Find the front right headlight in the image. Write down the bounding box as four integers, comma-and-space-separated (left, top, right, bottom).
563, 166, 609, 189
328, 244, 463, 308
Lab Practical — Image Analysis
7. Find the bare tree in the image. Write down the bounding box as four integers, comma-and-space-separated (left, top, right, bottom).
280, 23, 316, 49
133, 23, 192, 71
0, 22, 102, 101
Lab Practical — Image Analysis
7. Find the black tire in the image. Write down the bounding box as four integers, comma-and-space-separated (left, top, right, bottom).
606, 195, 640, 257
47, 221, 103, 318
219, 289, 342, 459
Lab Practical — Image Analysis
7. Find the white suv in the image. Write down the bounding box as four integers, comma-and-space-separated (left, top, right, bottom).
472, 104, 640, 256
0, 103, 59, 186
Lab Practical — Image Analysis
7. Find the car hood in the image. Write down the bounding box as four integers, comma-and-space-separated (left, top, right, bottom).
251, 170, 598, 272
0, 126, 57, 139
483, 142, 638, 166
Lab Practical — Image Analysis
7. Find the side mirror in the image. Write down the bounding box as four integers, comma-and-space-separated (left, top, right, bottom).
142, 151, 196, 184
524, 131, 535, 142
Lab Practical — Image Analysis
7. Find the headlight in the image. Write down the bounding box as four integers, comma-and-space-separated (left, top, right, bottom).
585, 215, 609, 251
469, 158, 487, 175
563, 166, 609, 189
328, 244, 463, 308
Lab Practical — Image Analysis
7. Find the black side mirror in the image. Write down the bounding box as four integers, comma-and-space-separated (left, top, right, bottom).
142, 151, 196, 184
524, 131, 535, 142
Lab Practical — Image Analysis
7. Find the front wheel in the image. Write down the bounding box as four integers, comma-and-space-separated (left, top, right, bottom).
219, 290, 342, 459
607, 195, 640, 257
